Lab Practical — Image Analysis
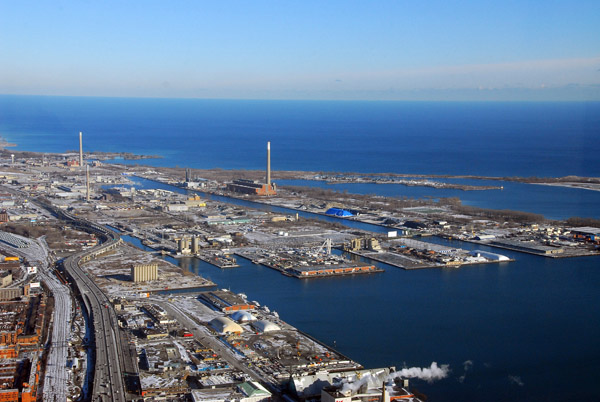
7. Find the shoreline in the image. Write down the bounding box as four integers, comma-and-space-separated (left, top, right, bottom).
533, 182, 600, 192
1, 145, 598, 190
0, 135, 17, 149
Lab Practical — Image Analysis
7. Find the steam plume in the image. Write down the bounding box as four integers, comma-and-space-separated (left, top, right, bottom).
508, 375, 524, 386
389, 362, 450, 383
340, 373, 372, 392
459, 360, 473, 383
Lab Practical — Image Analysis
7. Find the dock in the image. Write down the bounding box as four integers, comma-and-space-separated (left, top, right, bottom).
235, 248, 383, 278
194, 251, 240, 269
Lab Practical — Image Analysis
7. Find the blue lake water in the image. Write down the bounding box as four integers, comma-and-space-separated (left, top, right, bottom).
3, 96, 600, 400
1, 96, 599, 177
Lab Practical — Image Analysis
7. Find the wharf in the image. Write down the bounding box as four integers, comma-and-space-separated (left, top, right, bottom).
286, 263, 382, 278
465, 238, 600, 258
195, 253, 240, 269
346, 249, 514, 270
346, 250, 437, 270
144, 283, 216, 294
235, 250, 383, 278
172, 252, 240, 268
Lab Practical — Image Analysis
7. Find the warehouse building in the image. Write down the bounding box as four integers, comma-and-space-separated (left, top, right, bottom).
229, 311, 256, 322
200, 291, 255, 313
251, 320, 281, 333
209, 317, 243, 335
491, 239, 563, 255
570, 227, 600, 242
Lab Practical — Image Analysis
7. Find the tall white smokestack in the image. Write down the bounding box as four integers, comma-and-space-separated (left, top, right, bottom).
266, 141, 271, 188
79, 131, 83, 167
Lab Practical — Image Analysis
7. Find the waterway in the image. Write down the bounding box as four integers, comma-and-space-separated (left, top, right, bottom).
276, 179, 600, 220
124, 176, 390, 234
120, 177, 600, 401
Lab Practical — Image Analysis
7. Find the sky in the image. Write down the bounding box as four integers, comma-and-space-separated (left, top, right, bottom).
1, 1, 599, 101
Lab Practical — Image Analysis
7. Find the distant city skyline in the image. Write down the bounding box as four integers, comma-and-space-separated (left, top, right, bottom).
1, 1, 599, 101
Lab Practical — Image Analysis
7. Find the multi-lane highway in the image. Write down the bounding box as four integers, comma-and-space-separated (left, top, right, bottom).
40, 202, 130, 402
61, 221, 127, 401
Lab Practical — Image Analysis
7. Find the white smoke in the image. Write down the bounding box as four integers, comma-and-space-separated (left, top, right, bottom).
340, 373, 372, 393
459, 360, 473, 383
389, 362, 450, 383
508, 375, 524, 386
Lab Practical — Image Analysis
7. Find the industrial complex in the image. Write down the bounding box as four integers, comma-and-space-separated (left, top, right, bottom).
0, 135, 597, 402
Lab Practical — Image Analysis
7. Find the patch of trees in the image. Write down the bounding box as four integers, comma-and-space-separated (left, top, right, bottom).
1, 223, 72, 244
565, 217, 600, 227
452, 205, 546, 223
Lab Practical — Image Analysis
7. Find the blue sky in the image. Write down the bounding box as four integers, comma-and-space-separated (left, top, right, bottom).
1, 1, 599, 100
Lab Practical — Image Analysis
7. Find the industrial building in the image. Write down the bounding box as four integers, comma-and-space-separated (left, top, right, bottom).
287, 368, 393, 401
289, 265, 379, 278
0, 288, 23, 301
226, 179, 277, 196
200, 291, 256, 313
191, 381, 271, 402
570, 226, 600, 242
345, 237, 382, 252
325, 208, 354, 217
209, 317, 243, 335
177, 236, 202, 254
237, 381, 272, 402
251, 320, 280, 333
491, 239, 564, 255
131, 264, 158, 282
229, 311, 256, 322
470, 250, 510, 261
321, 381, 417, 402
0, 272, 12, 288
227, 142, 277, 196
185, 195, 206, 208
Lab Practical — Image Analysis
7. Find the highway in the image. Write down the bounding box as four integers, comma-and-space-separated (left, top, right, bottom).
62, 223, 127, 401
39, 202, 130, 402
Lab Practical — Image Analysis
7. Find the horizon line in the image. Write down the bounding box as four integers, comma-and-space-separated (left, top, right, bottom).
1, 93, 599, 103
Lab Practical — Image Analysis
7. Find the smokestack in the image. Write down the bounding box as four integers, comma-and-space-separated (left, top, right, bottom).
79, 131, 83, 167
86, 165, 90, 201
266, 141, 271, 188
